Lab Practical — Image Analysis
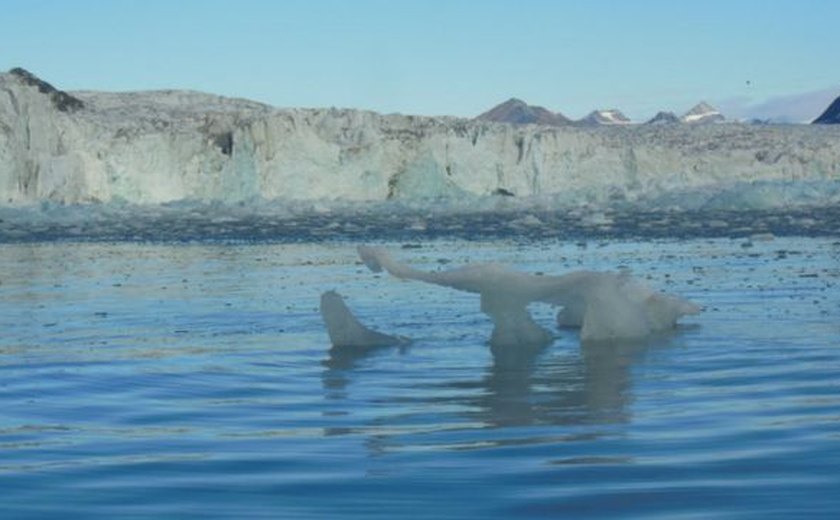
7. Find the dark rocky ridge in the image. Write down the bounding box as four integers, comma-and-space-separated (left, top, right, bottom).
476, 98, 571, 126
9, 67, 84, 112
645, 111, 681, 125
812, 96, 840, 124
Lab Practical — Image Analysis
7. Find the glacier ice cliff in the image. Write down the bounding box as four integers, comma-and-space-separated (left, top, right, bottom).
1, 70, 839, 209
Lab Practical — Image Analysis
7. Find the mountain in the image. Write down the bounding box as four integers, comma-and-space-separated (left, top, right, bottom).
579, 109, 631, 125
682, 102, 725, 124
812, 96, 840, 124
476, 98, 571, 126
717, 87, 839, 124
644, 111, 681, 125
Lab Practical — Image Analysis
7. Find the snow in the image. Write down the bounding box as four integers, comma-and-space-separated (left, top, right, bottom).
581, 109, 631, 125
682, 112, 719, 123
596, 110, 631, 124
681, 102, 724, 123
1, 71, 839, 212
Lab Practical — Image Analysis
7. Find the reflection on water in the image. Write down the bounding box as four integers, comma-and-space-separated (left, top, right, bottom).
321, 333, 678, 448
321, 344, 409, 393
480, 341, 642, 428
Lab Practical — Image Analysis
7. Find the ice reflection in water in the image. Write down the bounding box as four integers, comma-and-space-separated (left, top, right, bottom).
320, 332, 683, 453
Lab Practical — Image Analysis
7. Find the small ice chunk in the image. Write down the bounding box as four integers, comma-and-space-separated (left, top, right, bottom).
749, 232, 775, 242
319, 290, 409, 348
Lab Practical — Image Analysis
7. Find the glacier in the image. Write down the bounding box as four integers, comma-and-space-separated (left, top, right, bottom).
1, 69, 840, 212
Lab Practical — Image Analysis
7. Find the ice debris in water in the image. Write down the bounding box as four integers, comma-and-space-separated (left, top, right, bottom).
357, 245, 700, 347
319, 290, 410, 349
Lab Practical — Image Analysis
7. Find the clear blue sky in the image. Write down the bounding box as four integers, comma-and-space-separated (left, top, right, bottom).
2, 0, 837, 121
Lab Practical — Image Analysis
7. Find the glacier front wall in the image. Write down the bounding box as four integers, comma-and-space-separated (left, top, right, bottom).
2, 73, 839, 207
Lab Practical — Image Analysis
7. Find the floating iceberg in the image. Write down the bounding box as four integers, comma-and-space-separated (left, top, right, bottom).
320, 290, 409, 349
357, 246, 700, 347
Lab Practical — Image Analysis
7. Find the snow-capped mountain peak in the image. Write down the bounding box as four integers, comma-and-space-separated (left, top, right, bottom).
580, 109, 632, 125
682, 102, 725, 124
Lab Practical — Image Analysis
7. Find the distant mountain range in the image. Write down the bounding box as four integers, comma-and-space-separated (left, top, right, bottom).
476, 98, 728, 126
476, 96, 840, 126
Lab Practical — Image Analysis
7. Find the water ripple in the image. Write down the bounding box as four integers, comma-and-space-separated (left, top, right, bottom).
1, 238, 839, 518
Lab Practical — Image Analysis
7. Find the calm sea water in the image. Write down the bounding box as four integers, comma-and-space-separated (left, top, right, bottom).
1, 237, 838, 518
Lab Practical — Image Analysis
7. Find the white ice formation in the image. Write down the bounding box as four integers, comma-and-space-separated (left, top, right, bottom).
357, 245, 700, 347
2, 70, 839, 209
320, 290, 409, 349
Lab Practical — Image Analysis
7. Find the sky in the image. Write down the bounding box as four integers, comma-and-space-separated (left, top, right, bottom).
2, 0, 838, 122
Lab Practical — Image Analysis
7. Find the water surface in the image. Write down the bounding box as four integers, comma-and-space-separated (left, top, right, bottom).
1, 238, 838, 518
